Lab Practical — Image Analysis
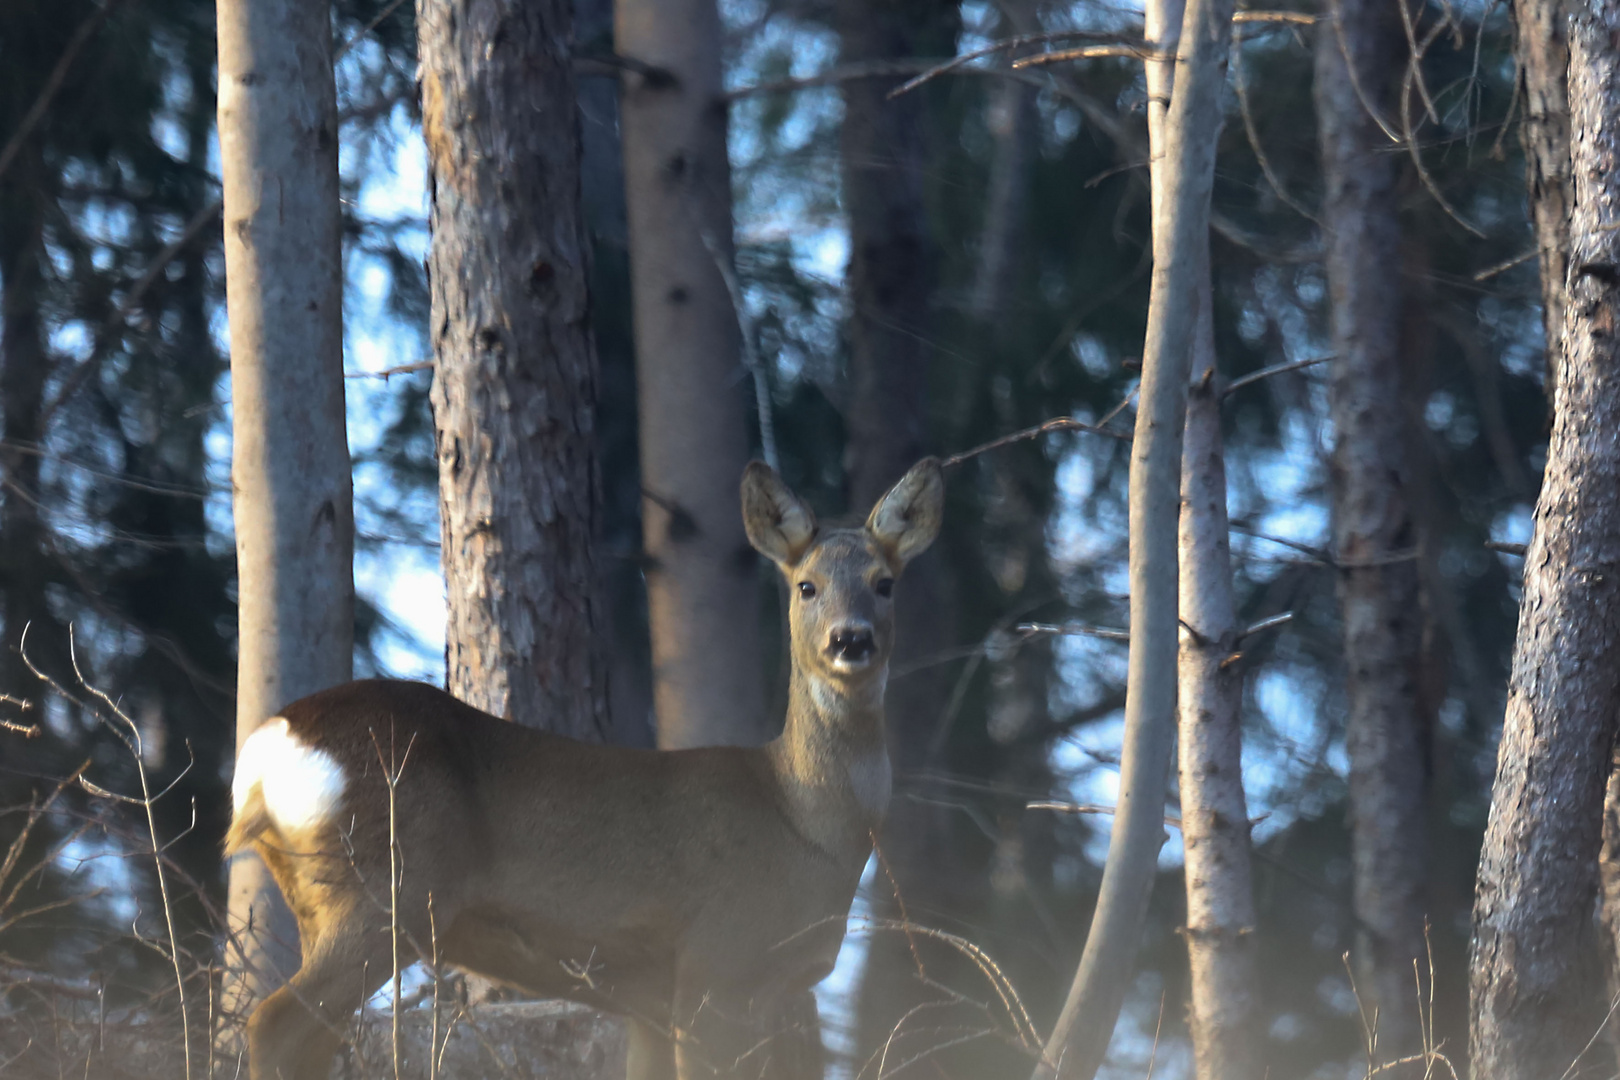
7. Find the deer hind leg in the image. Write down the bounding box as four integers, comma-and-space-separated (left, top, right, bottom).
246, 920, 395, 1080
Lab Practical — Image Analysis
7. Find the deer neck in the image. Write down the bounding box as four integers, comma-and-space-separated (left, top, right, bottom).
768, 662, 891, 859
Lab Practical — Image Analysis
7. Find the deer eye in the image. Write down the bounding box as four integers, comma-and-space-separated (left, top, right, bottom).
797, 581, 818, 600
874, 578, 894, 598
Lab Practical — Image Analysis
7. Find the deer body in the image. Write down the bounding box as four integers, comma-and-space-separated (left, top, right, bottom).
227, 460, 944, 1080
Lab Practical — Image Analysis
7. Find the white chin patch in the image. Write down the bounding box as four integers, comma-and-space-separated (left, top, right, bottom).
233, 717, 347, 834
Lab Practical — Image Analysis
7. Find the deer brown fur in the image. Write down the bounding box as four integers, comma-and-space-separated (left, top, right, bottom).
225, 459, 945, 1080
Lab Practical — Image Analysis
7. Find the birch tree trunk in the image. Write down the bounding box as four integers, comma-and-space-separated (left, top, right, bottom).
1314, 1, 1429, 1063
1155, 2, 1259, 1069
1469, 2, 1620, 1070
217, 0, 352, 1006
420, 0, 611, 741
1033, 0, 1233, 1073
617, 0, 766, 749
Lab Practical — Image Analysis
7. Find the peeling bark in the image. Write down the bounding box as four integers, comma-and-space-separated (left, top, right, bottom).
420, 0, 611, 741
1469, 2, 1620, 1071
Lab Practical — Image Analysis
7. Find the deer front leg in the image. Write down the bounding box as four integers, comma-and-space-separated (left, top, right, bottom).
672, 977, 823, 1080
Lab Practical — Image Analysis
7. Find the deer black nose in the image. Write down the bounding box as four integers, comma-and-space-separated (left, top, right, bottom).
827, 625, 876, 663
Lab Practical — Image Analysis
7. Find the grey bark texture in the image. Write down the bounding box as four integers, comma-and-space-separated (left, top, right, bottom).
216, 0, 353, 1007
617, 0, 766, 749
1315, 0, 1431, 1063
1469, 0, 1620, 1071
1514, 0, 1573, 404
420, 0, 611, 742
1033, 0, 1233, 1072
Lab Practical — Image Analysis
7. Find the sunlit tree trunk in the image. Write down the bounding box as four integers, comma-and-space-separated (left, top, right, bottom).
1469, 2, 1620, 1071
1315, 0, 1429, 1064
1514, 0, 1572, 404
1034, 0, 1232, 1072
618, 0, 766, 749
1156, 0, 1260, 1069
420, 0, 611, 742
216, 0, 352, 1012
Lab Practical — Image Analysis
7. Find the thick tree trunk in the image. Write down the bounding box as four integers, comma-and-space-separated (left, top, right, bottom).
216, 0, 353, 1008
1315, 0, 1429, 1064
420, 0, 611, 742
617, 0, 766, 749
1035, 0, 1233, 1072
1514, 0, 1572, 404
1469, 3, 1620, 1071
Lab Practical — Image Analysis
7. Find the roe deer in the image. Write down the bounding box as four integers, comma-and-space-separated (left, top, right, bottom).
225, 458, 945, 1080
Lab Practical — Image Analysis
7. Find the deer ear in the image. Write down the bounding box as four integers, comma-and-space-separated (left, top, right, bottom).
865, 458, 944, 568
741, 461, 818, 567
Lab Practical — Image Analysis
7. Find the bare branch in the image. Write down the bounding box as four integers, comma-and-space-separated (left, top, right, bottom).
1016, 621, 1130, 643
0, 0, 129, 185
345, 360, 434, 380
1221, 354, 1333, 396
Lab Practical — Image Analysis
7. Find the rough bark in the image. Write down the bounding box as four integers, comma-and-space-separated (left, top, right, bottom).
420, 0, 611, 742
1514, 0, 1573, 404
1315, 0, 1429, 1063
1469, 2, 1620, 1071
216, 0, 353, 1006
1033, 0, 1233, 1072
617, 0, 766, 749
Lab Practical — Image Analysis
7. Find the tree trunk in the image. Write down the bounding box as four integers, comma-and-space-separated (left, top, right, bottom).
1034, 0, 1233, 1072
1314, 0, 1429, 1064
617, 0, 766, 749
1514, 0, 1572, 405
216, 0, 352, 1008
420, 0, 611, 742
836, 1, 962, 1070
1162, 1, 1259, 1061
1469, 3, 1620, 1071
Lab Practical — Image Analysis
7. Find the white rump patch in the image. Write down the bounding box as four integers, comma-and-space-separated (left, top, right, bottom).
846, 747, 892, 817
233, 717, 347, 834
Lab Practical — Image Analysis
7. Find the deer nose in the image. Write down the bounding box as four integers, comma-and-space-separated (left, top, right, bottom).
827, 624, 876, 664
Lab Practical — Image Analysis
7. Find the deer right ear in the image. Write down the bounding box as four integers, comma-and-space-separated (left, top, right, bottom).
741, 461, 818, 567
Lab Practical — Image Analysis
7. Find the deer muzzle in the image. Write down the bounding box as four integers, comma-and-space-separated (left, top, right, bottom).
827, 624, 876, 669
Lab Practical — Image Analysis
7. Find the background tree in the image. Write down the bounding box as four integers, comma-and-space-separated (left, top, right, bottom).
1314, 0, 1430, 1062
216, 0, 353, 1009
617, 0, 766, 749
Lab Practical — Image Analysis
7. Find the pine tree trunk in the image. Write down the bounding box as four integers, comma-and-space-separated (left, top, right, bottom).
1314, 0, 1429, 1063
836, 2, 963, 1070
1469, 2, 1620, 1070
419, 0, 611, 742
617, 0, 766, 749
216, 0, 352, 1010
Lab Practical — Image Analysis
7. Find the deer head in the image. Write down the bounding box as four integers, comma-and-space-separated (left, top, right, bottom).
742, 458, 944, 689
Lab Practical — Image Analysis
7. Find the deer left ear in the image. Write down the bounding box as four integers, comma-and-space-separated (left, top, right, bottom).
865, 458, 944, 568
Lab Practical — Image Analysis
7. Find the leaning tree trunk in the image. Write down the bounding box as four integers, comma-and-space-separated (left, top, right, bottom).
1315, 0, 1429, 1064
1469, 3, 1620, 1073
617, 0, 766, 749
1157, 0, 1260, 1069
420, 0, 611, 742
1033, 0, 1233, 1073
216, 0, 353, 1011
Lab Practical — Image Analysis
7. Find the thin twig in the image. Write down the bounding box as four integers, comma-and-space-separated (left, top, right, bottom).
1232, 35, 1320, 224
698, 229, 777, 470
345, 360, 433, 380
1015, 621, 1130, 643
941, 415, 1130, 469
887, 31, 1145, 98
1222, 354, 1332, 396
